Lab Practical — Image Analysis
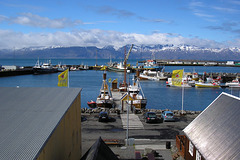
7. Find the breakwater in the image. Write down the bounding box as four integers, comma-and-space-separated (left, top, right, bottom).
0, 65, 239, 83
81, 107, 201, 116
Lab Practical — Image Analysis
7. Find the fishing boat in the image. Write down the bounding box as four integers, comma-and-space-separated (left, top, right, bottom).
96, 72, 114, 108
108, 61, 126, 72
166, 78, 193, 88
126, 76, 147, 110
139, 70, 167, 81
138, 59, 163, 71
225, 77, 240, 88
195, 75, 221, 88
33, 59, 58, 74
108, 44, 134, 73
166, 70, 193, 88
79, 64, 89, 70
87, 100, 97, 108
195, 81, 220, 88
56, 62, 68, 72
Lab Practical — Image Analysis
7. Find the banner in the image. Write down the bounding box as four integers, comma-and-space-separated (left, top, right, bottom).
172, 69, 183, 86
58, 69, 69, 87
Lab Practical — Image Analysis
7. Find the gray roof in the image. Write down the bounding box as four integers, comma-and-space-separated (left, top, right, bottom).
183, 92, 240, 160
0, 87, 81, 160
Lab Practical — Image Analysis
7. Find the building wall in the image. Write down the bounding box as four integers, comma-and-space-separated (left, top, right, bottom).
176, 135, 205, 160
37, 93, 81, 160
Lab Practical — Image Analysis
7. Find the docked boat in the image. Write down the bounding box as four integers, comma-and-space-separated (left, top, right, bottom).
225, 77, 240, 88
166, 78, 193, 88
79, 64, 89, 70
139, 70, 167, 81
138, 60, 163, 71
195, 81, 220, 88
87, 100, 97, 108
166, 70, 193, 88
108, 45, 134, 73
96, 72, 114, 108
195, 75, 221, 88
33, 59, 58, 74
56, 62, 68, 72
108, 61, 126, 72
126, 77, 147, 110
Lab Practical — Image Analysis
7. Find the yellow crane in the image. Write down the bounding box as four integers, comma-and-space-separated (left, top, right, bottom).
123, 44, 134, 86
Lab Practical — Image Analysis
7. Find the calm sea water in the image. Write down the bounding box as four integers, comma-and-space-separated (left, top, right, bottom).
0, 58, 239, 111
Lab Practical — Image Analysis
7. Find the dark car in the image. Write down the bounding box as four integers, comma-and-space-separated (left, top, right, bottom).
144, 112, 160, 123
98, 111, 109, 122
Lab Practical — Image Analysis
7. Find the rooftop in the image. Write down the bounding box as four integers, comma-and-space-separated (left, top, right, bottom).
0, 87, 81, 159
183, 92, 240, 160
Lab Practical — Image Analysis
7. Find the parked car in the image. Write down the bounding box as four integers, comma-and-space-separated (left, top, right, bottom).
81, 115, 87, 122
144, 112, 160, 123
98, 111, 109, 122
161, 111, 175, 122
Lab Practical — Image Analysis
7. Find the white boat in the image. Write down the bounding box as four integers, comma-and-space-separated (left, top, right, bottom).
166, 78, 193, 88
139, 70, 167, 81
126, 77, 147, 110
138, 59, 163, 71
108, 61, 127, 72
225, 78, 240, 88
96, 72, 114, 108
33, 59, 58, 74
79, 64, 89, 70
57, 62, 68, 72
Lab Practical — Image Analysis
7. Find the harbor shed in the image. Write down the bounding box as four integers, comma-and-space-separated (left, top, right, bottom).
0, 87, 82, 160
176, 92, 240, 160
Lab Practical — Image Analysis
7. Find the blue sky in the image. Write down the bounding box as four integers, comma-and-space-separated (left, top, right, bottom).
0, 0, 240, 49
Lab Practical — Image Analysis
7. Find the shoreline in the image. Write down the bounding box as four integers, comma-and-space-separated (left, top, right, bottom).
81, 107, 202, 116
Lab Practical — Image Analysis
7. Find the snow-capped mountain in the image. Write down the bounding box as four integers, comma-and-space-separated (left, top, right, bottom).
0, 44, 240, 60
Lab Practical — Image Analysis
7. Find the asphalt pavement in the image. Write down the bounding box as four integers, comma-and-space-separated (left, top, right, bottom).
81, 112, 198, 160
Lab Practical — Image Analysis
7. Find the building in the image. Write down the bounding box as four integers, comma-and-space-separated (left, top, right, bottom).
176, 92, 240, 160
0, 87, 82, 160
226, 61, 235, 65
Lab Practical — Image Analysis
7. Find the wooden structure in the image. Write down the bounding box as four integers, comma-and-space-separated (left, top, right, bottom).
176, 92, 240, 160
0, 87, 82, 160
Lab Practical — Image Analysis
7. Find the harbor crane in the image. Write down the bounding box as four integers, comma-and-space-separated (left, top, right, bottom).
123, 44, 134, 86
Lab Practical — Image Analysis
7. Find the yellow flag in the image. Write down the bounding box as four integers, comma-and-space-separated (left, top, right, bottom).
172, 69, 183, 86
58, 69, 69, 87
108, 78, 112, 83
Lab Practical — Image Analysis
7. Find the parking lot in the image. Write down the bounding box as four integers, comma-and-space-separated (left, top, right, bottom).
81, 112, 198, 159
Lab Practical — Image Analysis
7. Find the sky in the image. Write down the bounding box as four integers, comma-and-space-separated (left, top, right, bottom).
1, 0, 240, 49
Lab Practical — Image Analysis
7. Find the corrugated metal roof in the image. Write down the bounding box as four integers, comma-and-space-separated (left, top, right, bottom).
183, 92, 240, 160
0, 87, 81, 160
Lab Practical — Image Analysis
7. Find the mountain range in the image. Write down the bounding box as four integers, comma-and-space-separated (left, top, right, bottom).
1, 44, 240, 61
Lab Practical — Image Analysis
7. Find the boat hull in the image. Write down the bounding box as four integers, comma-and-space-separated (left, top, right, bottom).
87, 101, 97, 108
33, 68, 58, 74
195, 83, 220, 88
108, 66, 125, 72
96, 99, 114, 108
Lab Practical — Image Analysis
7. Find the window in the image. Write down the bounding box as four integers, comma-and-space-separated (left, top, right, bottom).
189, 141, 193, 156
196, 150, 201, 160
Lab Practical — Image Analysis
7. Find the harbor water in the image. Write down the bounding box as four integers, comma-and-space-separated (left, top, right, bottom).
0, 58, 239, 111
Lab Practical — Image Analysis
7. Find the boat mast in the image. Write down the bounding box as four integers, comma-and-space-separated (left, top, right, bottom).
103, 72, 106, 98
124, 46, 127, 86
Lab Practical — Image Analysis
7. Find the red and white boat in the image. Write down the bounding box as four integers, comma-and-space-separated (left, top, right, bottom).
87, 100, 97, 108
